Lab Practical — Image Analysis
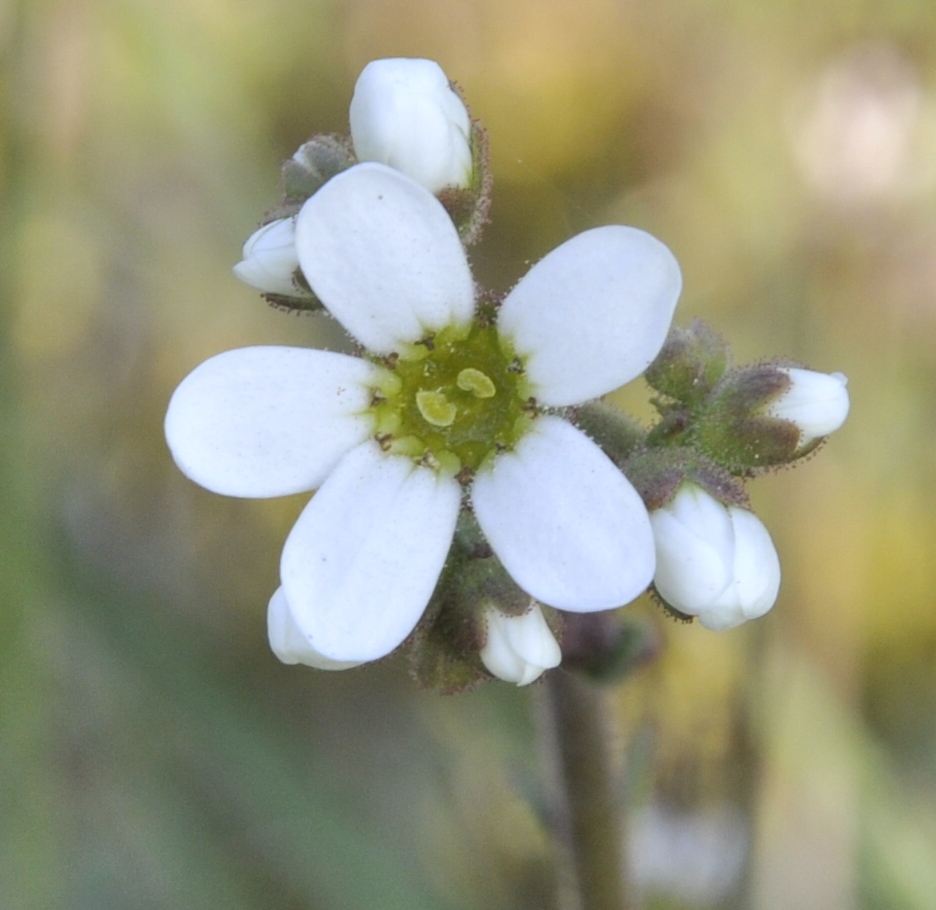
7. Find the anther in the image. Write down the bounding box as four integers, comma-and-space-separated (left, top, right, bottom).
456, 367, 496, 399
416, 389, 457, 427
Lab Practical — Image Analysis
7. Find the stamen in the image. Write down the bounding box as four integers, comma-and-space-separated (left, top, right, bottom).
416, 389, 457, 427
456, 368, 496, 399
367, 321, 532, 475
418, 450, 442, 470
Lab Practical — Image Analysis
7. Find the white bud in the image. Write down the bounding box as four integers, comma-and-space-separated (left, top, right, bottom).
350, 58, 473, 194
766, 368, 850, 447
267, 588, 363, 669
232, 218, 313, 298
650, 483, 781, 631
480, 603, 562, 686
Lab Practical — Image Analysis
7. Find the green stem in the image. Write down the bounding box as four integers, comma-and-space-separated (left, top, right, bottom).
540, 670, 631, 910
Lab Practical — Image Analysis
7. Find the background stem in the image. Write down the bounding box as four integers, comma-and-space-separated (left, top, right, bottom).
540, 670, 631, 910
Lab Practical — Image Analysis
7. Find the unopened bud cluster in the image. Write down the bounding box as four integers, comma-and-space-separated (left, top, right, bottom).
579, 318, 849, 632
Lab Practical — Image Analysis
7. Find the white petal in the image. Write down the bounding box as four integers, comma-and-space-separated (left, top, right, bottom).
497, 226, 682, 406
294, 163, 475, 353
697, 604, 747, 632
280, 440, 461, 662
472, 415, 655, 610
267, 588, 364, 669
165, 347, 378, 498
716, 508, 781, 620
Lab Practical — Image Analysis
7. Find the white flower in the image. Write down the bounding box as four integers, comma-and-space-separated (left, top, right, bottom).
765, 368, 850, 447
350, 58, 473, 193
480, 604, 562, 686
166, 162, 682, 666
650, 483, 781, 631
232, 217, 314, 299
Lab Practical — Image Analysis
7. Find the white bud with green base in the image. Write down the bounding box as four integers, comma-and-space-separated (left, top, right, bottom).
480, 603, 562, 686
350, 58, 473, 194
649, 481, 781, 631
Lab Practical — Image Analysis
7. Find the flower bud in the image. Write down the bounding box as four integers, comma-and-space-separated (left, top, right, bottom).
650, 482, 781, 631
232, 217, 314, 300
764, 368, 850, 448
644, 319, 731, 405
267, 588, 363, 669
480, 603, 562, 686
694, 363, 848, 470
282, 135, 355, 206
350, 58, 473, 194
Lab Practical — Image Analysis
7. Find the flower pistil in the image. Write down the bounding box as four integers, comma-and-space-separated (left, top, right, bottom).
368, 320, 536, 477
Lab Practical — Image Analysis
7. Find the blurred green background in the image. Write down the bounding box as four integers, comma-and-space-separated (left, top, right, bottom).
2, 0, 936, 907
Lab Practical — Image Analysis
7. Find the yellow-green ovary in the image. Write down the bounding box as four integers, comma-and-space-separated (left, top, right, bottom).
371, 322, 533, 474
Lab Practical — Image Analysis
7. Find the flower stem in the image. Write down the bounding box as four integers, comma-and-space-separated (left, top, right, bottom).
539, 670, 631, 910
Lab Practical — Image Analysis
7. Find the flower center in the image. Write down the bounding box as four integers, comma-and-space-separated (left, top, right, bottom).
370, 320, 535, 478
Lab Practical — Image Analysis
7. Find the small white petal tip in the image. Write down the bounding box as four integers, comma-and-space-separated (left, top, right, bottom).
267, 588, 365, 669
768, 367, 850, 446
480, 604, 562, 686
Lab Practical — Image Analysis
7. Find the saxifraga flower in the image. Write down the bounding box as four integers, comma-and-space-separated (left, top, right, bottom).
165, 162, 682, 668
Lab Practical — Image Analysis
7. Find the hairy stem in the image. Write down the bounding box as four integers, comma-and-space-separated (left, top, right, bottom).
539, 670, 631, 910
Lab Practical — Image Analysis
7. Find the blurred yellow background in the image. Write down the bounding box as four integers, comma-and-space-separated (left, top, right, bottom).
2, 0, 935, 908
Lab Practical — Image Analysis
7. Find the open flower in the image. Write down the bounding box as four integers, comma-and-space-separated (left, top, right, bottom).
650, 482, 781, 631
350, 58, 473, 193
480, 604, 562, 686
166, 162, 682, 666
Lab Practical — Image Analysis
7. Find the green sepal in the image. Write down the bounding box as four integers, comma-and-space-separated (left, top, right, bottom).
260, 269, 326, 315
644, 319, 731, 405
407, 509, 534, 693
437, 118, 493, 246
694, 363, 802, 473
623, 446, 748, 512
279, 134, 356, 212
